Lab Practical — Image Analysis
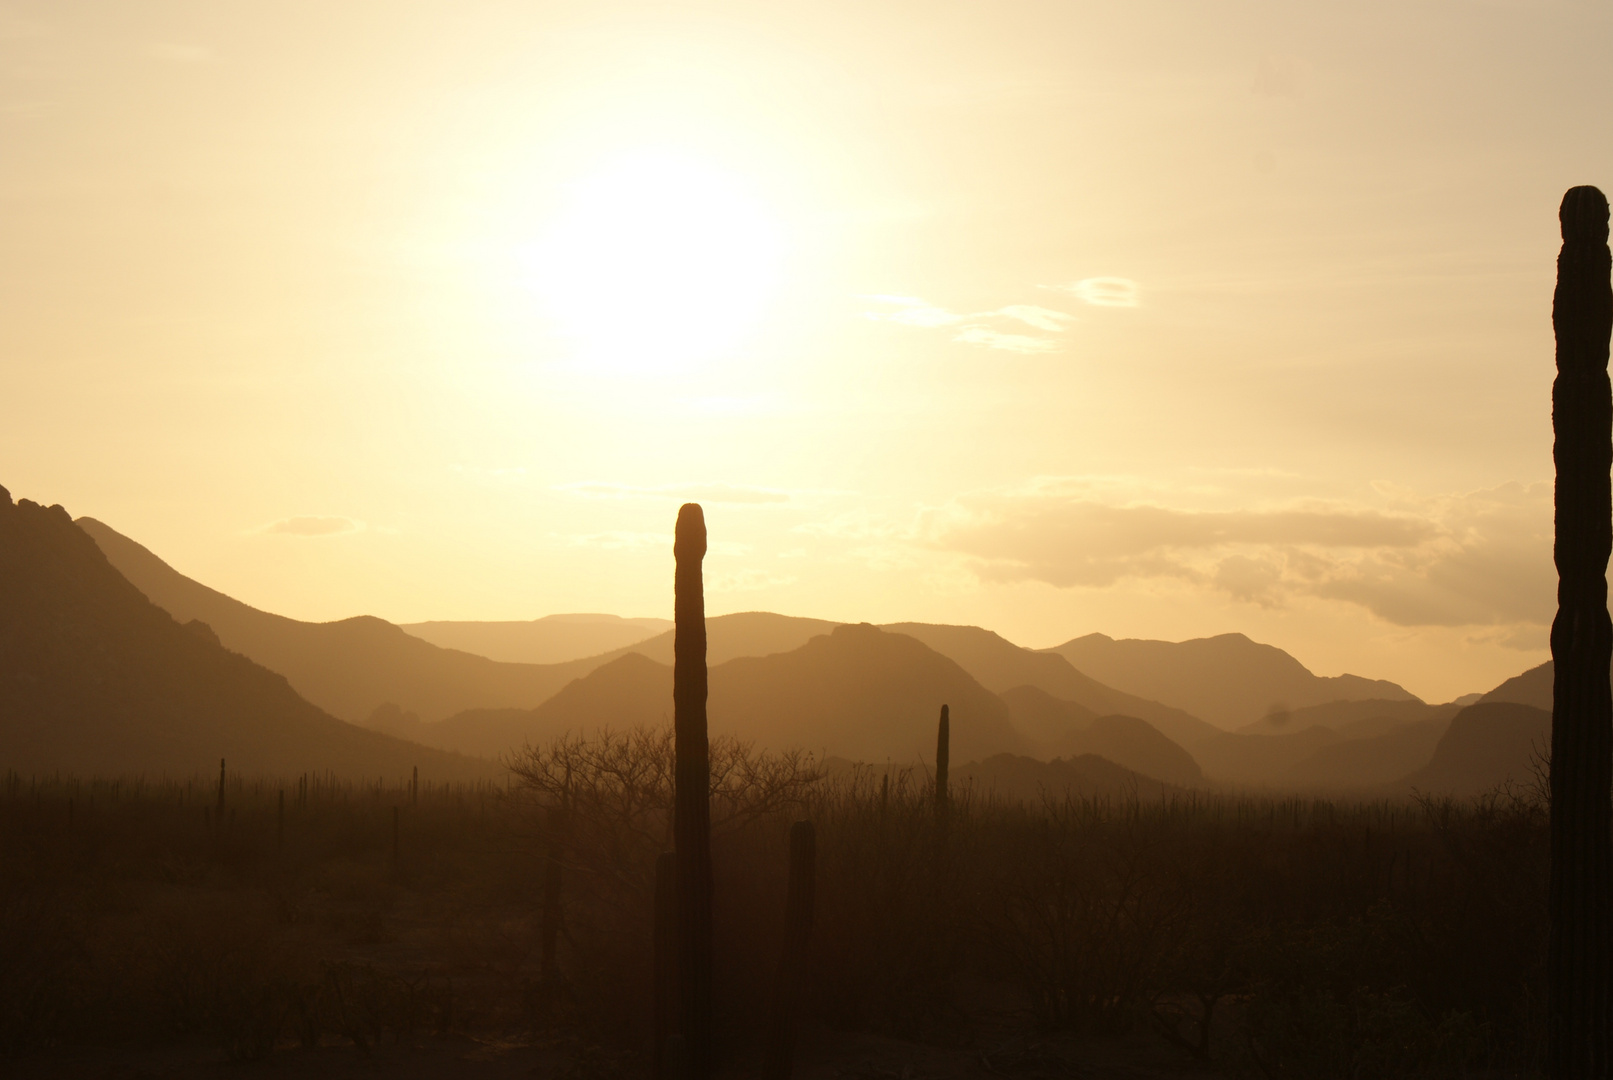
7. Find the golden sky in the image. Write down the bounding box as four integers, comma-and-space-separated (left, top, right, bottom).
4, 1, 1611, 701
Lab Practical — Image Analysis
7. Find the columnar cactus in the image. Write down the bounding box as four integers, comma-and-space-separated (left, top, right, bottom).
217, 757, 226, 812
541, 805, 565, 984
763, 820, 817, 1080
935, 704, 950, 821
1550, 184, 1613, 1076
674, 503, 713, 1079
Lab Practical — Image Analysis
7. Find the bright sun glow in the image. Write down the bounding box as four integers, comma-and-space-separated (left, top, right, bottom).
522, 151, 786, 371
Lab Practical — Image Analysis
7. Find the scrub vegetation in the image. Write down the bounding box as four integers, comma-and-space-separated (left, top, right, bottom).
0, 734, 1548, 1078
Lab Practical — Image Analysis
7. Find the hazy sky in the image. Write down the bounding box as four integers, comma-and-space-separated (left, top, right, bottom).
4, 0, 1611, 701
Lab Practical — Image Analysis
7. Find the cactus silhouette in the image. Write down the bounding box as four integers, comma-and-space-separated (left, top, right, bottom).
935, 704, 950, 821
216, 757, 225, 812
1549, 184, 1613, 1076
654, 850, 677, 1080
763, 820, 817, 1080
674, 503, 713, 1079
541, 805, 566, 984
411, 765, 418, 806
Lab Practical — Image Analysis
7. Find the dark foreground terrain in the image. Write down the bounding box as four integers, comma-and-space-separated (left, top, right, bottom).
2, 730, 1547, 1079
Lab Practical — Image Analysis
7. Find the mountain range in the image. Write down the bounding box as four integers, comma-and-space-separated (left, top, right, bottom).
1045, 632, 1420, 728
5, 503, 1555, 797
2, 489, 489, 780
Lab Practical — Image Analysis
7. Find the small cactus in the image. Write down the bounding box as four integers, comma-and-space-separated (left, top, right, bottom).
935, 705, 950, 821
541, 805, 566, 984
763, 820, 817, 1080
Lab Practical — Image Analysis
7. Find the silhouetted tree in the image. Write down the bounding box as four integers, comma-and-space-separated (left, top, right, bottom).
674, 503, 713, 1079
1549, 184, 1613, 1078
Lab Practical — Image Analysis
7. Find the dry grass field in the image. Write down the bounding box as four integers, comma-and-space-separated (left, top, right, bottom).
0, 731, 1549, 1078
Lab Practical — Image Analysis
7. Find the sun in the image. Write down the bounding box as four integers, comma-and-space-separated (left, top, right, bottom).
522, 150, 786, 372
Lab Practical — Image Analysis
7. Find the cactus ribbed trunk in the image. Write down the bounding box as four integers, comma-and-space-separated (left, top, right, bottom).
1549, 183, 1613, 1079
763, 820, 817, 1080
654, 850, 677, 1080
674, 503, 713, 1080
934, 705, 950, 821
541, 805, 565, 984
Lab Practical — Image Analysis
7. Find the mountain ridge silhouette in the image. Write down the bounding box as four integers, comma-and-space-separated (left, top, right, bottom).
3, 488, 491, 779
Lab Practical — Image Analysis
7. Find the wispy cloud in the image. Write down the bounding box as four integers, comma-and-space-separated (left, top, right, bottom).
710, 569, 798, 592
568, 531, 674, 550
929, 481, 1551, 632
1044, 277, 1140, 307
258, 516, 363, 537
558, 481, 790, 504
861, 295, 1075, 353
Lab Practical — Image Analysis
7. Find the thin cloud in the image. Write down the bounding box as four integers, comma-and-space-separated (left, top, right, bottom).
569, 531, 674, 550
953, 327, 1059, 354
558, 481, 790, 504
932, 482, 1551, 630
259, 516, 363, 537
1046, 277, 1140, 307
710, 569, 797, 592
862, 295, 1073, 353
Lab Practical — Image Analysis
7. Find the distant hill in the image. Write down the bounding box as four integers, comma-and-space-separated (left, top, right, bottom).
1399, 702, 1550, 797
1, 487, 490, 780
883, 623, 1222, 749
422, 652, 674, 759
610, 612, 841, 667
401, 614, 670, 665
954, 754, 1179, 803
1480, 662, 1553, 711
77, 517, 593, 724
1237, 698, 1457, 737
1282, 718, 1452, 789
998, 686, 1202, 785
1045, 632, 1418, 729
424, 624, 1027, 764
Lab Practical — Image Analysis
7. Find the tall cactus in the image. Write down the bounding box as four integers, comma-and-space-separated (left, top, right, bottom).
934, 704, 950, 821
674, 503, 713, 1079
216, 757, 226, 813
1550, 184, 1613, 1077
763, 820, 817, 1080
541, 805, 566, 984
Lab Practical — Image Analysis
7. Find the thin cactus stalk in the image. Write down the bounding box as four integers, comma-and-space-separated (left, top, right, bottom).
217, 757, 226, 812
934, 704, 950, 821
763, 820, 817, 1080
541, 804, 566, 984
673, 503, 713, 1080
664, 1033, 689, 1080
1549, 183, 1613, 1077
653, 850, 677, 1080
